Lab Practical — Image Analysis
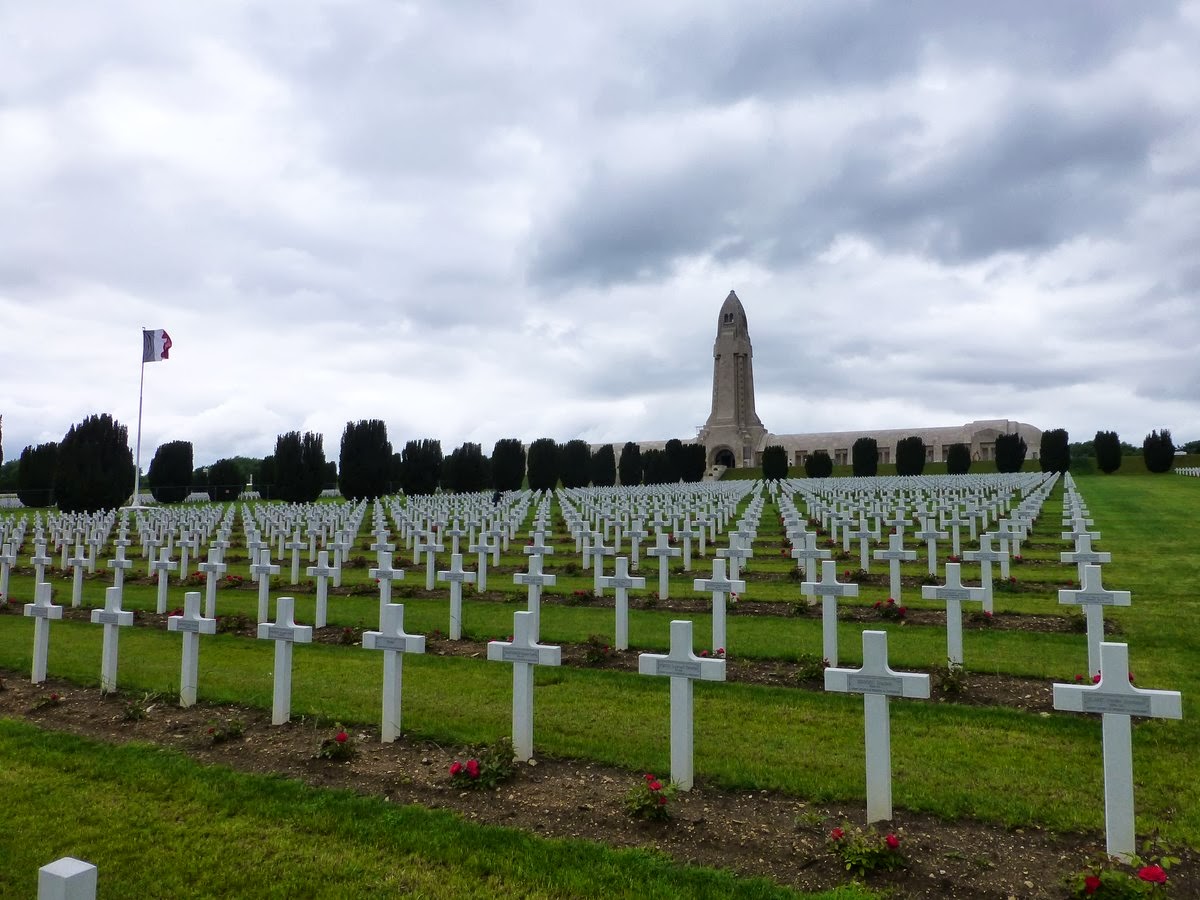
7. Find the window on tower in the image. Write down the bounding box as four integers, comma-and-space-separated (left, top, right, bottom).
723, 313, 733, 325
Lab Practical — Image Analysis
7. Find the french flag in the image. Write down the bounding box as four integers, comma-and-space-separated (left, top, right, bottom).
142, 329, 173, 363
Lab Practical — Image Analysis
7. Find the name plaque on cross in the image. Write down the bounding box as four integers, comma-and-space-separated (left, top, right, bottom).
26, 605, 59, 619
501, 646, 544, 664
267, 625, 299, 641
1081, 693, 1153, 716
653, 659, 704, 679
367, 635, 412, 652
93, 611, 125, 626
173, 619, 202, 634
935, 588, 972, 601
847, 674, 905, 696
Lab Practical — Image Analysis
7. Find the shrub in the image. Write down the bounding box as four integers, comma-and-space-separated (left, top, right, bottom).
316, 723, 357, 760
626, 773, 675, 821
828, 824, 906, 876
448, 737, 516, 789
559, 439, 592, 488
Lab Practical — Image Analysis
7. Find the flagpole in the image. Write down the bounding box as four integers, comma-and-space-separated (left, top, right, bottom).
131, 329, 147, 509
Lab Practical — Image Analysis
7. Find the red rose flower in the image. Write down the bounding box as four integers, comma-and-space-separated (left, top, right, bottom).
1137, 864, 1167, 883
830, 827, 845, 841
335, 731, 348, 743
644, 773, 654, 781
648, 780, 662, 792
658, 795, 667, 805
885, 833, 900, 849
1092, 673, 1101, 684
449, 761, 463, 776
1083, 875, 1101, 894
466, 758, 481, 779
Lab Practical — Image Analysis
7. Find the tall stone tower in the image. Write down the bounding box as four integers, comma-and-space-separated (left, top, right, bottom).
697, 290, 767, 468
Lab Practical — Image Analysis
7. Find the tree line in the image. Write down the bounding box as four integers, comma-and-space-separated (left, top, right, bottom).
757, 428, 1184, 479
0, 412, 1190, 511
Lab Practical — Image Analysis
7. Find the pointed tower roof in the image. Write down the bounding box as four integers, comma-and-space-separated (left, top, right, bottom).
717, 290, 749, 335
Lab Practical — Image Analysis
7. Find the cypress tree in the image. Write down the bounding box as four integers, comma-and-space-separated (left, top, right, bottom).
945, 443, 972, 475
559, 439, 591, 489
17, 442, 58, 507
761, 444, 788, 480
895, 436, 926, 476
443, 442, 489, 493
207, 458, 243, 501
147, 440, 193, 503
851, 437, 878, 477
804, 450, 833, 478
1094, 430, 1122, 474
590, 444, 616, 487
994, 433, 1027, 473
490, 438, 526, 492
1143, 429, 1175, 473
339, 419, 392, 500
618, 442, 642, 486
664, 439, 685, 483
1038, 428, 1070, 473
399, 439, 443, 496
642, 448, 670, 484
681, 443, 707, 483
526, 438, 559, 491
55, 414, 135, 513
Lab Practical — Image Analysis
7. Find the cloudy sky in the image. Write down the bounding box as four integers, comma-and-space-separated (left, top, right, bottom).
2, 1, 1198, 468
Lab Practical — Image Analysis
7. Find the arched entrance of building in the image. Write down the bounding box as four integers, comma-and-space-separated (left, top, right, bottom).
714, 448, 736, 468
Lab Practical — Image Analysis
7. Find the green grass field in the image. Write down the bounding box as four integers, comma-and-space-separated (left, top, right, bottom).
1, 471, 1197, 896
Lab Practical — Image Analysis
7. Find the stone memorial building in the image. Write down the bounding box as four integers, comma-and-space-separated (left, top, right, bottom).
610, 291, 1041, 473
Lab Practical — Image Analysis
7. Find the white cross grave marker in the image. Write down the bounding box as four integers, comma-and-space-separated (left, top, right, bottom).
437, 552, 477, 640
368, 550, 406, 628
31, 543, 52, 585
963, 534, 1006, 614
23, 582, 63, 684
598, 556, 645, 651
150, 548, 177, 614
1059, 564, 1131, 677
167, 590, 217, 707
637, 619, 726, 790
791, 531, 830, 579
1052, 642, 1182, 862
306, 550, 338, 629
801, 560, 859, 667
513, 554, 556, 640
251, 547, 281, 624
90, 586, 134, 693
1061, 534, 1111, 586
693, 558, 745, 655
825, 630, 930, 823
921, 563, 986, 667
873, 532, 916, 602
0, 542, 16, 604
363, 603, 426, 742
646, 531, 682, 599
487, 610, 561, 761
285, 532, 306, 585
66, 545, 88, 608
197, 548, 226, 619
106, 547, 133, 593
256, 596, 313, 725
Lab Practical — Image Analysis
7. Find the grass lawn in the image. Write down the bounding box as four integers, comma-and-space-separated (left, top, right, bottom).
1, 470, 1197, 894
